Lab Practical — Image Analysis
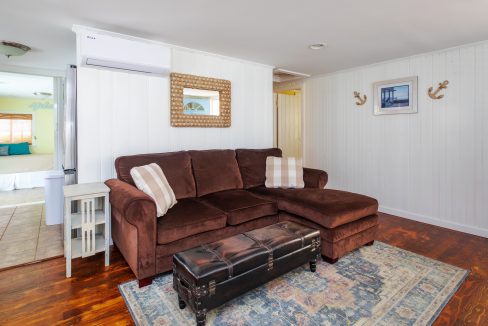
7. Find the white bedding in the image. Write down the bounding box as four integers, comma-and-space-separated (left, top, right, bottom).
0, 154, 55, 191
0, 154, 53, 174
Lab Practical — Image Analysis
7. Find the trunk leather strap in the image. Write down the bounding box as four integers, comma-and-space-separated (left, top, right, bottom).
243, 232, 274, 271
276, 223, 306, 248
201, 244, 234, 279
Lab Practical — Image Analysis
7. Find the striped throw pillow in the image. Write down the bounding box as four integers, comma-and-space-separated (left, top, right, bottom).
130, 163, 177, 217
265, 157, 305, 189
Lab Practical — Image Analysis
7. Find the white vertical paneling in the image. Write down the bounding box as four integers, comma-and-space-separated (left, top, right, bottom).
304, 41, 488, 238
474, 43, 488, 230
77, 68, 100, 183
77, 48, 273, 184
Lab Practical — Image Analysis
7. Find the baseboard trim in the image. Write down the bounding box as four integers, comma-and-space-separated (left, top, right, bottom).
379, 205, 488, 238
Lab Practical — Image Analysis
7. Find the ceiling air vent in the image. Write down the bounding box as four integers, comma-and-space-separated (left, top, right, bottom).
273, 69, 310, 83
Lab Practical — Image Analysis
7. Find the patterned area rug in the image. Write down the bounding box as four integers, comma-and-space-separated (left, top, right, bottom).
119, 242, 468, 325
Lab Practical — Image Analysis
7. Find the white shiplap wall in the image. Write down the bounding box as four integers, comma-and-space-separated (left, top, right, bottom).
77, 48, 273, 183
303, 41, 488, 237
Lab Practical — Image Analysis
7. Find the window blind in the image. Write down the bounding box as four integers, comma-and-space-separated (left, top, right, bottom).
0, 113, 33, 144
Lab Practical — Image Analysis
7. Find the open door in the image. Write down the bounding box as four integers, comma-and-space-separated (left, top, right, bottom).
274, 89, 302, 158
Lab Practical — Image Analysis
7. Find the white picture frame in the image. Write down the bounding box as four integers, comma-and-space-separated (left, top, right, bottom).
373, 76, 418, 115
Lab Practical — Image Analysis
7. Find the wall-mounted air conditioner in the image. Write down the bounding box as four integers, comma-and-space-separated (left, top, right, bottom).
78, 32, 171, 76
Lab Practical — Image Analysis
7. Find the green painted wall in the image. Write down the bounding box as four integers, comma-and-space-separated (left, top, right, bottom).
0, 96, 54, 154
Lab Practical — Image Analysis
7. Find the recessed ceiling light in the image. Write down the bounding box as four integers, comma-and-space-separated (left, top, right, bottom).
309, 43, 326, 50
0, 41, 31, 58
33, 92, 52, 97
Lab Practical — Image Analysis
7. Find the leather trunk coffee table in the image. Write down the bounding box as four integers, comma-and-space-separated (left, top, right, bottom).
172, 221, 321, 325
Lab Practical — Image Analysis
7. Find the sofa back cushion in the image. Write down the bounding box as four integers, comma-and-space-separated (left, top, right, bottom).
115, 151, 196, 199
190, 150, 243, 196
235, 148, 282, 189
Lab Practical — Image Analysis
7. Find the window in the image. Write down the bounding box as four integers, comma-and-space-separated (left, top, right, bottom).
0, 113, 33, 144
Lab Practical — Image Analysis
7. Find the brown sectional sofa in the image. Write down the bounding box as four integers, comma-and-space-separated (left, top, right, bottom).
105, 148, 379, 287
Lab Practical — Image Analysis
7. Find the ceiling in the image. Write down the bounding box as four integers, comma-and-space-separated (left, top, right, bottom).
1, 0, 488, 76
0, 72, 53, 98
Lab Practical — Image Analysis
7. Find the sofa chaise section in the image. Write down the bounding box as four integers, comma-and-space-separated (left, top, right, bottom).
249, 187, 379, 263
236, 149, 379, 264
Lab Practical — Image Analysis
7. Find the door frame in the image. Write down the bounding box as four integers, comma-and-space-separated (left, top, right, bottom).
0, 65, 65, 171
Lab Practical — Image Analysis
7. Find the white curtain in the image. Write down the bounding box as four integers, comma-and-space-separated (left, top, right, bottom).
276, 92, 302, 158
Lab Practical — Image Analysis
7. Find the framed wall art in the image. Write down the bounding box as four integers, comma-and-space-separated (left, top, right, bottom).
373, 76, 418, 115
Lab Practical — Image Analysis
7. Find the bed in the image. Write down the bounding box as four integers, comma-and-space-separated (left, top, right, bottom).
0, 154, 54, 191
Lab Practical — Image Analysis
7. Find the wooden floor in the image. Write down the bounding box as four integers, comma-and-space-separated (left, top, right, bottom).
0, 213, 486, 325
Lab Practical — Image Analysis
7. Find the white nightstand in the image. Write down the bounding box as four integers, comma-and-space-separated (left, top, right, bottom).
64, 182, 111, 278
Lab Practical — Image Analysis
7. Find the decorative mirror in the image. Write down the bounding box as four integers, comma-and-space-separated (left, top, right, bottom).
170, 73, 231, 127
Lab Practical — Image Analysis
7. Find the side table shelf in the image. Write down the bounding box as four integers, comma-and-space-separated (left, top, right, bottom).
64, 182, 111, 278
71, 234, 106, 259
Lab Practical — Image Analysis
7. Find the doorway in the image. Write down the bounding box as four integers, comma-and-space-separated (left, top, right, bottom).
274, 89, 302, 158
0, 71, 56, 204
0, 70, 64, 269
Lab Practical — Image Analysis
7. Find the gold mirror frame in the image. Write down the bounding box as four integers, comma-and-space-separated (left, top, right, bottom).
170, 73, 231, 127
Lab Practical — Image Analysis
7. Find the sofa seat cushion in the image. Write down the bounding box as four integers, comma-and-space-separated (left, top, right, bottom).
250, 187, 378, 229
157, 198, 227, 245
201, 189, 278, 226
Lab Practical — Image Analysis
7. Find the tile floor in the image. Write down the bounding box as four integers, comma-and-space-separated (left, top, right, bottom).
0, 204, 63, 269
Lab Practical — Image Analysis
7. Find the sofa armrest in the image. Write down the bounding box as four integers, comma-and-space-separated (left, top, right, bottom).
105, 178, 156, 221
105, 178, 157, 280
303, 168, 328, 189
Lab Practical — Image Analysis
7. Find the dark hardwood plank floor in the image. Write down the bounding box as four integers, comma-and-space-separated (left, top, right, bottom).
0, 213, 486, 325
378, 213, 488, 326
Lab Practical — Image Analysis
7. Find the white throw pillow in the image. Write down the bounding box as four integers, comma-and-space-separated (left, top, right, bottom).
130, 163, 177, 217
265, 157, 305, 189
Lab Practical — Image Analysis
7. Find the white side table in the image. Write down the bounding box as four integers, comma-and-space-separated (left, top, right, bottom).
64, 182, 111, 278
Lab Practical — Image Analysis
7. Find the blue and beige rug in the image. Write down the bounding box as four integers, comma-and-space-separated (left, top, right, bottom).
119, 242, 468, 325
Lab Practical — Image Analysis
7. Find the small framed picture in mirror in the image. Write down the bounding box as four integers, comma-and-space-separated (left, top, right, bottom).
183, 88, 220, 116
